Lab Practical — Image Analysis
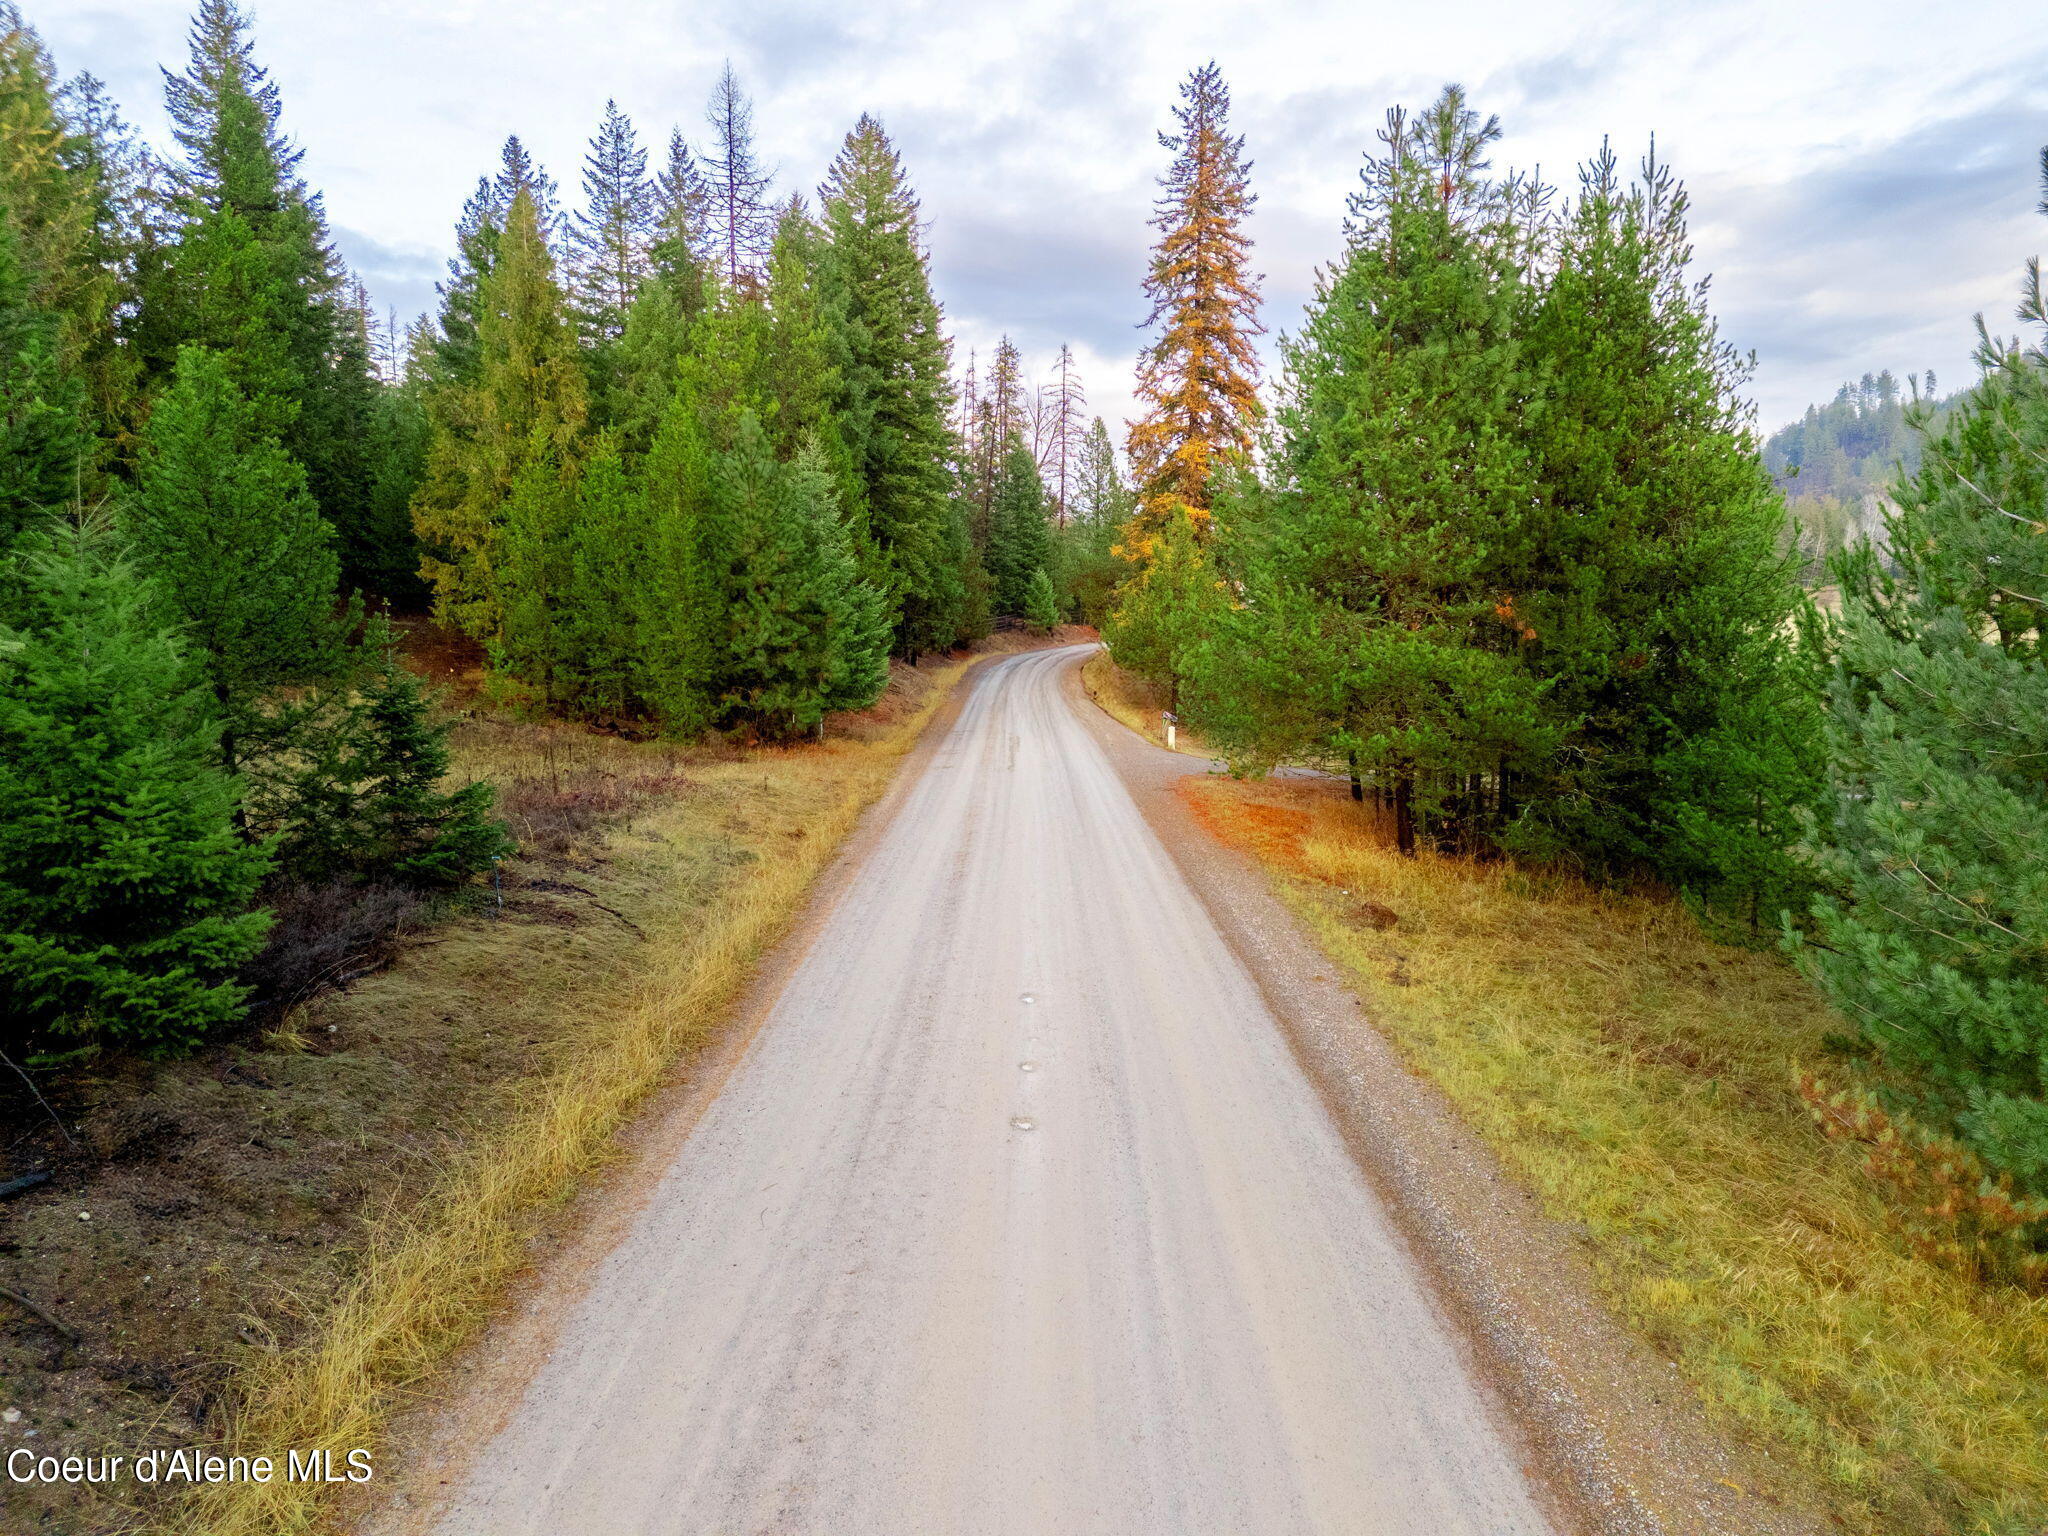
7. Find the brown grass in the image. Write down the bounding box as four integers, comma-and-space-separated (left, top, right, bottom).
1181, 772, 2048, 1536
177, 649, 989, 1536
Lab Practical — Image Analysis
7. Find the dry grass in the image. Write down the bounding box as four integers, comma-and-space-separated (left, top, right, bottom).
1181, 773, 2048, 1536
1080, 650, 1213, 756
178, 651, 985, 1536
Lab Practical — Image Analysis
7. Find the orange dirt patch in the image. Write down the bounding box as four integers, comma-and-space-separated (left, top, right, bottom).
1175, 777, 1332, 877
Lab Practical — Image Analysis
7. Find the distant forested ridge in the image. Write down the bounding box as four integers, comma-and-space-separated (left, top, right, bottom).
1762, 370, 1959, 579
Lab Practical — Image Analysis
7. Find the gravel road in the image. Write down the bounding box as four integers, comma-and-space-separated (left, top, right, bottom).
427, 644, 1558, 1536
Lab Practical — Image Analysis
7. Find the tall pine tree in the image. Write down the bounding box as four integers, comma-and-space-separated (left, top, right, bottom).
818, 114, 969, 658
1125, 62, 1262, 547
413, 186, 586, 645
157, 0, 373, 562
703, 64, 773, 293
1189, 89, 1552, 853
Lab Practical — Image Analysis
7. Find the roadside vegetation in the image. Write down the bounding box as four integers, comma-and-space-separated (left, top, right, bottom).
1105, 67, 2048, 1535
0, 629, 1029, 1536
1177, 765, 2048, 1536
1080, 649, 1209, 756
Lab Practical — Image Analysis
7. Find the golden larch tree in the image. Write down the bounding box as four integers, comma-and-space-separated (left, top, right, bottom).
1125, 61, 1262, 549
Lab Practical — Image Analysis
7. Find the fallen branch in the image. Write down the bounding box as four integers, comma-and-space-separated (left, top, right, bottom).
0, 1172, 51, 1202
0, 1284, 80, 1341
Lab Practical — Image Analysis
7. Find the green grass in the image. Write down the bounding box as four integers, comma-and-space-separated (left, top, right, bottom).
1181, 771, 2048, 1536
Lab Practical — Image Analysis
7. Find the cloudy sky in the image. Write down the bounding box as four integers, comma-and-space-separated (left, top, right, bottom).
41, 0, 2048, 437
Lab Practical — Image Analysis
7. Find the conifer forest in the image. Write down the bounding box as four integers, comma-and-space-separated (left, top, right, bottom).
4, 3, 2048, 1534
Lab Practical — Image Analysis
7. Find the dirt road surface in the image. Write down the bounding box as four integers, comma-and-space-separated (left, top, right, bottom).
421, 644, 1557, 1535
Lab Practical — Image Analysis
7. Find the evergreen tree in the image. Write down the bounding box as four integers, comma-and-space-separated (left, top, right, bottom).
761, 201, 867, 528
1022, 566, 1061, 634
129, 344, 343, 774
641, 127, 712, 327
562, 431, 645, 717
491, 429, 578, 700
0, 9, 130, 465
414, 186, 586, 644
492, 134, 559, 235
0, 198, 84, 546
709, 417, 889, 735
570, 100, 655, 348
633, 384, 718, 731
1794, 221, 2048, 1191
1191, 89, 1553, 853
428, 174, 504, 387
269, 617, 510, 887
987, 437, 1052, 615
1126, 62, 1262, 546
355, 321, 432, 605
157, 0, 373, 553
1103, 506, 1220, 711
0, 518, 271, 1057
703, 63, 773, 292
1512, 144, 1819, 912
818, 114, 968, 658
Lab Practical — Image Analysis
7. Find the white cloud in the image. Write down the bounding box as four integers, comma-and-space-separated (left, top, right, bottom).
37, 0, 2048, 436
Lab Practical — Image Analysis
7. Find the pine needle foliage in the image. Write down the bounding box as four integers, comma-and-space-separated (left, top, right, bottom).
1125, 61, 1262, 546
0, 518, 270, 1057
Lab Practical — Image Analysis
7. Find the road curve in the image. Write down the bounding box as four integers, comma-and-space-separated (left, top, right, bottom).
429, 644, 1557, 1536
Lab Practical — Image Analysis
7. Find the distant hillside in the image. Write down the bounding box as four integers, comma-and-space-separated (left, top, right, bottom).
1762, 370, 1961, 582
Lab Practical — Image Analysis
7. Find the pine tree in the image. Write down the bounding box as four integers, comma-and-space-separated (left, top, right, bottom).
54, 70, 150, 462
562, 431, 645, 717
129, 344, 343, 774
633, 385, 718, 731
0, 10, 131, 464
571, 102, 654, 340
0, 518, 271, 1057
645, 127, 712, 321
761, 200, 868, 530
158, 0, 373, 553
1046, 344, 1085, 524
1022, 566, 1061, 634
709, 417, 889, 735
414, 186, 586, 644
491, 428, 578, 699
1512, 143, 1819, 912
428, 174, 503, 387
492, 134, 559, 235
356, 321, 432, 605
1055, 416, 1130, 622
1191, 88, 1552, 854
818, 114, 967, 658
0, 198, 84, 546
269, 617, 509, 888
1103, 506, 1220, 712
987, 437, 1053, 615
1125, 62, 1262, 545
1793, 216, 2048, 1191
703, 63, 773, 292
